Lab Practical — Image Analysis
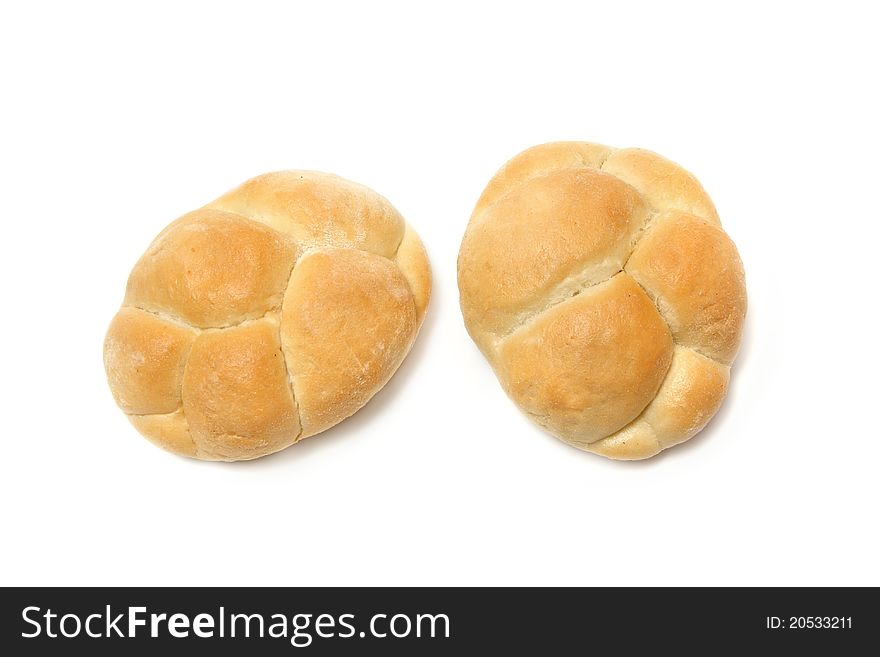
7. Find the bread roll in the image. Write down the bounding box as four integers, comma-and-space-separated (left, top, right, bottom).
458, 142, 746, 459
105, 172, 431, 461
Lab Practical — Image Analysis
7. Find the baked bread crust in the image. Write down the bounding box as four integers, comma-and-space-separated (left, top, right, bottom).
458, 142, 746, 459
105, 172, 430, 461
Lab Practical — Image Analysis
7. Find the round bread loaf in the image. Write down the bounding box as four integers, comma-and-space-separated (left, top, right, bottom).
105, 171, 431, 461
458, 142, 746, 459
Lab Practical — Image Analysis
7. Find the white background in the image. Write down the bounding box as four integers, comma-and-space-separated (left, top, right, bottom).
1, 1, 878, 586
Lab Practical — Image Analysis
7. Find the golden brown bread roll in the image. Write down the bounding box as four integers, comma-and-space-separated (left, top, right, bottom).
458, 142, 746, 459
105, 171, 431, 461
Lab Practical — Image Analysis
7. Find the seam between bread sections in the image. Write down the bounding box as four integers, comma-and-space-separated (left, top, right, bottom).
224, 204, 408, 268
124, 305, 201, 333
624, 274, 728, 367
124, 304, 278, 332
125, 406, 201, 458
125, 302, 307, 332
391, 222, 407, 259
389, 234, 425, 333
279, 336, 304, 444
279, 253, 306, 443
495, 269, 626, 349
175, 336, 198, 457
125, 407, 182, 418
621, 209, 658, 271
392, 258, 422, 335
176, 328, 200, 457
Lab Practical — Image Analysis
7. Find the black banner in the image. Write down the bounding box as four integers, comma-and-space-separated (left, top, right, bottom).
1, 587, 874, 653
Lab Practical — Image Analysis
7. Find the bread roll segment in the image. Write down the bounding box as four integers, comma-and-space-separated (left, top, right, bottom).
124, 209, 299, 328
104, 307, 197, 415
458, 142, 746, 459
280, 248, 417, 438
182, 315, 301, 461
105, 172, 431, 461
497, 274, 673, 444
